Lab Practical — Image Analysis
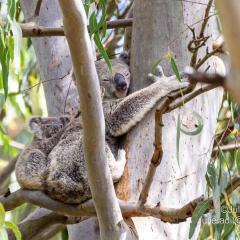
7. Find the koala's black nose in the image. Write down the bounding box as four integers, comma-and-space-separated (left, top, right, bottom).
113, 73, 127, 90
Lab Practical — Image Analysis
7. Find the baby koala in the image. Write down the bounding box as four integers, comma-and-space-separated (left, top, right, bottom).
45, 116, 126, 204
16, 116, 70, 190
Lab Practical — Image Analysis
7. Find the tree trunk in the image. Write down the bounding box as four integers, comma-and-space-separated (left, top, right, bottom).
20, 0, 79, 116
116, 0, 223, 239
20, 0, 224, 239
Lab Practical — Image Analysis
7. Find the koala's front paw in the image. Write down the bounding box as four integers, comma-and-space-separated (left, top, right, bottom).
111, 149, 126, 182
148, 65, 165, 83
154, 64, 165, 77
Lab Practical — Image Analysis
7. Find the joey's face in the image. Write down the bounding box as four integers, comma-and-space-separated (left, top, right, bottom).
29, 116, 70, 139
96, 57, 130, 99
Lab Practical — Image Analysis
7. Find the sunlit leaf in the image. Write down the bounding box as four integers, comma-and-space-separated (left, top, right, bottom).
5, 221, 22, 240
166, 51, 181, 81
89, 12, 98, 36
0, 227, 8, 240
189, 199, 211, 239
94, 33, 111, 70
9, 19, 22, 73
0, 203, 5, 226
8, 0, 16, 20
0, 93, 5, 113
0, 29, 10, 98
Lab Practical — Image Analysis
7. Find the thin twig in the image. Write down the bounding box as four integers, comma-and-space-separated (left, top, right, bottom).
189, 0, 214, 67
20, 19, 133, 38
196, 46, 222, 69
138, 98, 170, 206
166, 84, 218, 112
0, 157, 18, 186
213, 142, 240, 153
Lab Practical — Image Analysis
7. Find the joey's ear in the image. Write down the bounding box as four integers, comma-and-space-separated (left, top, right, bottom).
60, 116, 70, 126
29, 117, 42, 138
119, 51, 130, 66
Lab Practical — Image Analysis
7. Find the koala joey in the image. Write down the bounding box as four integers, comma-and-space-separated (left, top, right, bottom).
16, 116, 70, 190
16, 54, 189, 204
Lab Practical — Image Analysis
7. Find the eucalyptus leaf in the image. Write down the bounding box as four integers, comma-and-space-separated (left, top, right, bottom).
0, 227, 8, 240
189, 199, 211, 239
0, 203, 5, 226
9, 19, 22, 73
169, 55, 181, 82
0, 93, 5, 113
5, 221, 22, 240
94, 33, 111, 71
0, 31, 10, 98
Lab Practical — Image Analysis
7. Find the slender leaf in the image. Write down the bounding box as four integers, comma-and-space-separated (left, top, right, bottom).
165, 51, 181, 81
151, 57, 164, 74
0, 93, 5, 113
176, 114, 181, 166
189, 199, 211, 239
0, 227, 8, 240
5, 221, 22, 240
94, 33, 111, 70
8, 0, 16, 20
0, 30, 10, 98
9, 19, 22, 73
89, 12, 98, 36
0, 203, 5, 226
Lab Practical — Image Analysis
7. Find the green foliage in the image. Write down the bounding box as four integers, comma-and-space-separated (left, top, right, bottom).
0, 203, 21, 240
189, 199, 211, 239
85, 0, 111, 70
165, 51, 181, 82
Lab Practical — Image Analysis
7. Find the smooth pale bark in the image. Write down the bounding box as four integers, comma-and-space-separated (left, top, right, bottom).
215, 0, 240, 102
20, 0, 78, 116
58, 1, 129, 239
115, 0, 223, 239
19, 0, 224, 239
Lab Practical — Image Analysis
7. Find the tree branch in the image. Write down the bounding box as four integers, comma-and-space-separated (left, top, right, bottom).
1, 174, 240, 225
139, 98, 170, 206
8, 208, 82, 240
166, 84, 218, 112
20, 18, 133, 38
0, 157, 18, 187
57, 1, 128, 239
213, 142, 240, 153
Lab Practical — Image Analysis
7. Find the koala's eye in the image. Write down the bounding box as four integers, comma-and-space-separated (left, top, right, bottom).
103, 78, 109, 82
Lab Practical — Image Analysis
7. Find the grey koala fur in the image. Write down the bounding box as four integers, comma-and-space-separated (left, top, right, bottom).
16, 116, 70, 190
16, 53, 189, 204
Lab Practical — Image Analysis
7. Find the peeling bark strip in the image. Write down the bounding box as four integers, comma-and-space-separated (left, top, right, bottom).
57, 1, 130, 239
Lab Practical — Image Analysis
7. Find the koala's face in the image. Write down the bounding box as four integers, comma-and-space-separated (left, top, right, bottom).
96, 53, 130, 99
29, 116, 70, 139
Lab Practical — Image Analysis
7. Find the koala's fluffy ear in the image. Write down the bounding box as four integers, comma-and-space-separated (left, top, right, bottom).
29, 117, 43, 139
60, 116, 70, 126
119, 52, 130, 66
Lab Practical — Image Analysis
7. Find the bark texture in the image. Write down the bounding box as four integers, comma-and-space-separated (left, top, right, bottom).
115, 0, 224, 239
58, 0, 129, 239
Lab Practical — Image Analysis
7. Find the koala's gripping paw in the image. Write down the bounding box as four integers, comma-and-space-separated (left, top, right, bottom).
111, 149, 126, 182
